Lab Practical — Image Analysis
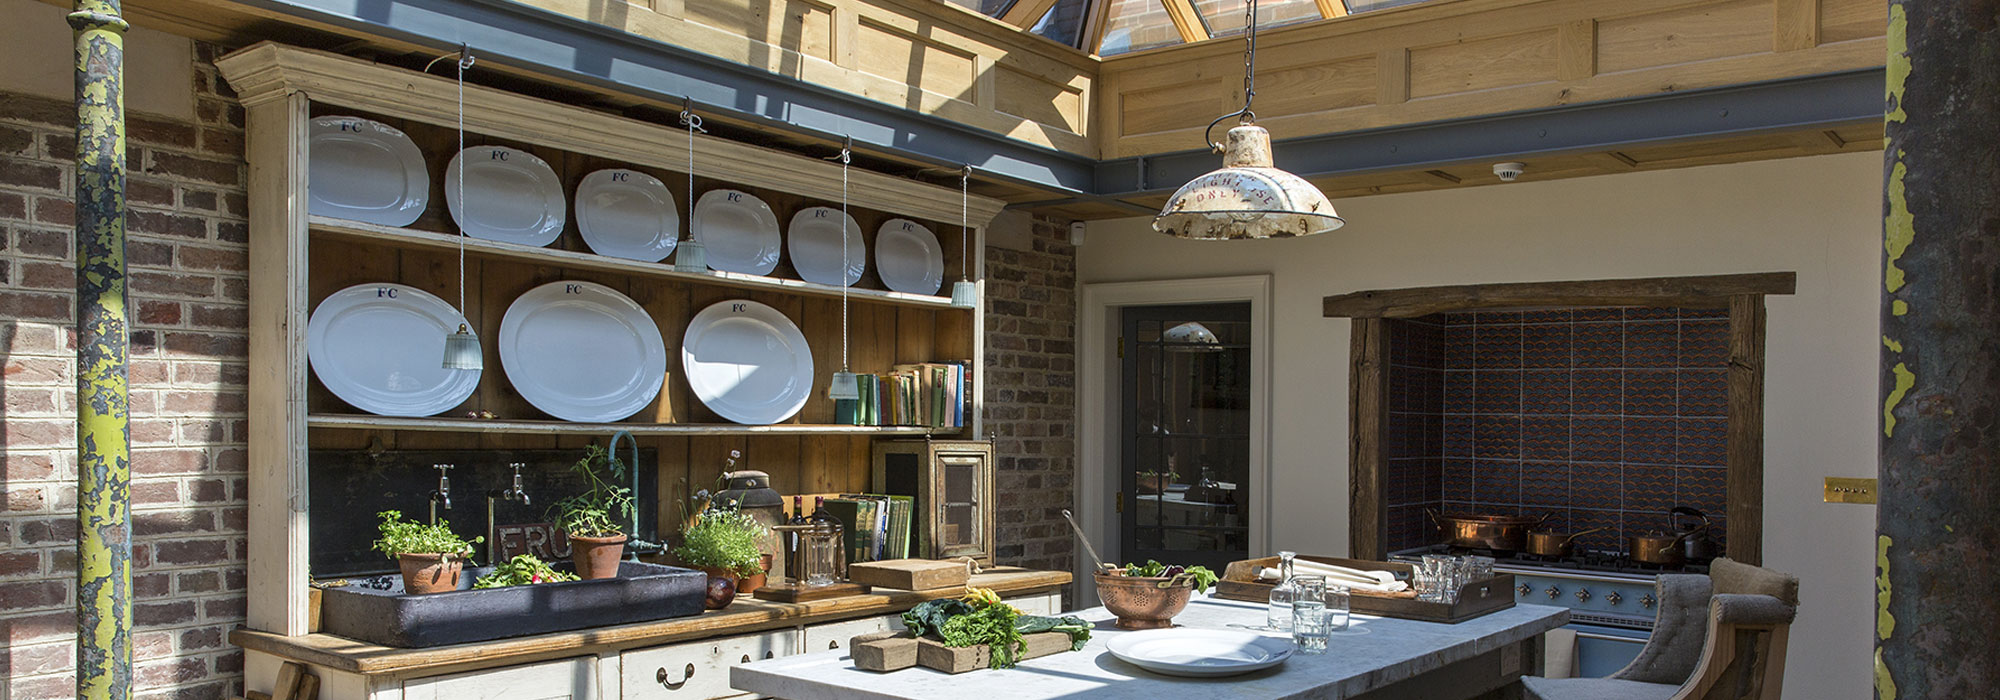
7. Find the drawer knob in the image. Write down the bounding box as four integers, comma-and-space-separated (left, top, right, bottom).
657, 663, 694, 690
1606, 591, 1623, 606
829, 640, 841, 650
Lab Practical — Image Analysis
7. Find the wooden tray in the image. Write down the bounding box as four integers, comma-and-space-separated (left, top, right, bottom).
752, 581, 871, 603
1216, 555, 1516, 624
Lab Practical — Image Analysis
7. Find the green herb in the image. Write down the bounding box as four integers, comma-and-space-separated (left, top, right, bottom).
473, 554, 580, 589
549, 445, 635, 538
371, 510, 481, 559
672, 506, 769, 577
938, 602, 1025, 669
903, 598, 974, 639
1119, 560, 1220, 593
1016, 615, 1093, 652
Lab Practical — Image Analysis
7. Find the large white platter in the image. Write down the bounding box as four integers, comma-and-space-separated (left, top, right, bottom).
498, 281, 667, 423
306, 283, 480, 417
692, 189, 782, 276
307, 116, 428, 227
445, 146, 567, 247
1104, 628, 1294, 678
575, 168, 680, 262
875, 218, 944, 295
786, 206, 864, 287
682, 299, 814, 425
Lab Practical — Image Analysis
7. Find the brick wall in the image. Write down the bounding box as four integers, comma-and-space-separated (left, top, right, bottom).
982, 216, 1077, 582
1, 43, 250, 699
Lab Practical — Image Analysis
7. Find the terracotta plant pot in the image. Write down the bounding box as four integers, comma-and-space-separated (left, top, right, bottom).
569, 533, 628, 580
1138, 475, 1169, 495
700, 567, 739, 609
736, 554, 774, 595
1094, 571, 1193, 630
397, 553, 465, 595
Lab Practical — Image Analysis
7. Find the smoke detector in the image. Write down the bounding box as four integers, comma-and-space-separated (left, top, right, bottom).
1493, 162, 1527, 182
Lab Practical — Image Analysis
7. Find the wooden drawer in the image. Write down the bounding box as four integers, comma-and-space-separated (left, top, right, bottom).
404, 656, 601, 700
622, 631, 796, 700
1008, 592, 1061, 616
801, 614, 906, 654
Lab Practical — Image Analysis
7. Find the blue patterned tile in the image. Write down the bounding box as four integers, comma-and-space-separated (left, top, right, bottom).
1443, 414, 1475, 457
1573, 416, 1623, 461
1444, 371, 1475, 413
1521, 416, 1570, 460
1522, 309, 1574, 324
1676, 467, 1727, 513
1572, 323, 1624, 368
1475, 370, 1522, 414
1623, 464, 1676, 513
1476, 311, 1524, 325
1522, 323, 1572, 369
1443, 312, 1479, 326
1569, 509, 1624, 551
1681, 306, 1731, 320
1473, 461, 1522, 507
1623, 369, 1678, 416
1625, 306, 1679, 321
1573, 307, 1625, 322
1572, 371, 1623, 416
1624, 321, 1679, 367
1444, 459, 1477, 501
1624, 416, 1678, 464
1522, 370, 1572, 414
1570, 464, 1623, 510
1474, 415, 1522, 459
1520, 461, 1570, 507
1678, 369, 1728, 417
1680, 319, 1730, 367
1476, 323, 1523, 367
1678, 418, 1728, 466
1445, 324, 1476, 369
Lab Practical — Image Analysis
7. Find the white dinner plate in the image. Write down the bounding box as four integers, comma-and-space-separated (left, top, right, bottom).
498, 281, 667, 423
1106, 629, 1294, 678
692, 189, 782, 276
875, 218, 944, 295
307, 283, 480, 417
786, 206, 864, 287
575, 169, 679, 262
445, 146, 566, 247
682, 299, 814, 425
308, 116, 428, 227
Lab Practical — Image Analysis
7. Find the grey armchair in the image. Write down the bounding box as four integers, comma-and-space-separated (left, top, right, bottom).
1520, 558, 1799, 700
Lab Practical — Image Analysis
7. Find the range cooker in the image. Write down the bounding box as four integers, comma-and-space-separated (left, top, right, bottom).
1390, 545, 1712, 678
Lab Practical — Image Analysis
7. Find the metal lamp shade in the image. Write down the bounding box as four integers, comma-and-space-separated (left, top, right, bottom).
949, 279, 977, 308
827, 370, 860, 400
1163, 322, 1225, 353
673, 237, 707, 273
1153, 124, 1343, 240
442, 324, 484, 370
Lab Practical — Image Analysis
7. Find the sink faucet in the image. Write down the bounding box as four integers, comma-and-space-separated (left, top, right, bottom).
488, 463, 531, 564
429, 464, 453, 525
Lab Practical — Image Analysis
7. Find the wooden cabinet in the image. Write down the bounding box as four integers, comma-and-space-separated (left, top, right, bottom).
404, 656, 604, 700
620, 631, 796, 700
872, 440, 996, 564
802, 614, 905, 654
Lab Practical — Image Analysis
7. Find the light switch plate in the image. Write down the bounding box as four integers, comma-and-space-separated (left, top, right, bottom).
1824, 477, 1878, 504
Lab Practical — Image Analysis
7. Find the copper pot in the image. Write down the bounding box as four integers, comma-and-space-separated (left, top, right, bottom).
1428, 509, 1552, 551
1094, 571, 1193, 630
1526, 527, 1607, 557
1627, 531, 1691, 566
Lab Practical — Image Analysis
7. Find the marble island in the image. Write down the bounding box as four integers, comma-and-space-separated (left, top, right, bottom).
730, 595, 1569, 699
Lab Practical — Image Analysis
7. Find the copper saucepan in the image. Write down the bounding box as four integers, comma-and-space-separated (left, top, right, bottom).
1525, 527, 1608, 557
1428, 509, 1552, 551
1627, 530, 1694, 566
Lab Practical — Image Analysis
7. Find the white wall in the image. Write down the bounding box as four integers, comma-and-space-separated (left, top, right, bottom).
1078, 152, 1880, 698
1, 0, 195, 120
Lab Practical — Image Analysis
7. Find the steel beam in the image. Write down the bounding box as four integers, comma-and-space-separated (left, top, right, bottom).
69, 0, 133, 695
1876, 1, 2000, 696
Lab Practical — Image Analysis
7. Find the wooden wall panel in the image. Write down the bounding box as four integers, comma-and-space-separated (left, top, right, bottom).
1407, 29, 1559, 99
1817, 0, 1885, 44
995, 66, 1086, 133
857, 19, 981, 99
1595, 0, 1772, 74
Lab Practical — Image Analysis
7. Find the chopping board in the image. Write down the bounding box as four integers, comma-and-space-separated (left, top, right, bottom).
846, 559, 971, 591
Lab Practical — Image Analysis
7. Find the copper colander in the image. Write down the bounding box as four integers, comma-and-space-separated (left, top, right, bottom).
1094, 572, 1193, 630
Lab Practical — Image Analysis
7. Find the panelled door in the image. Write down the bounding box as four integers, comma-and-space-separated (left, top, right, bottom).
1119, 303, 1253, 571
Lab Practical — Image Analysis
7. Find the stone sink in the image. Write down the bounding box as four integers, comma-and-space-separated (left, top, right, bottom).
317, 561, 707, 648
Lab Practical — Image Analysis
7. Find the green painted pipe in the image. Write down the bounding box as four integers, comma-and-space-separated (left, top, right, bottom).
69, 0, 132, 695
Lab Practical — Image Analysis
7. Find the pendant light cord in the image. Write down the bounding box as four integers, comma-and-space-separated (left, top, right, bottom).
425, 45, 476, 320
960, 165, 970, 282
679, 103, 704, 245
837, 139, 851, 372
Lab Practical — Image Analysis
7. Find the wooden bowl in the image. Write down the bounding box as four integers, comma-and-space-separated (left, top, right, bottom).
1094, 571, 1193, 630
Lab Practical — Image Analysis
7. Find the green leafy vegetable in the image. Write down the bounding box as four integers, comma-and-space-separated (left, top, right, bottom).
1016, 615, 1093, 651
938, 602, 1025, 669
549, 445, 635, 538
1118, 560, 1219, 593
371, 510, 481, 559
473, 554, 580, 589
903, 598, 974, 639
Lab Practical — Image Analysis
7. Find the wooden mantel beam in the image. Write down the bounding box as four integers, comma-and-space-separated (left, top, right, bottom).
1321, 272, 1798, 318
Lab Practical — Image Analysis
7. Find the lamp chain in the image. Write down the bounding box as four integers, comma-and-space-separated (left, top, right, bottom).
680, 106, 703, 243
839, 141, 851, 372
1242, 0, 1257, 120
960, 165, 970, 281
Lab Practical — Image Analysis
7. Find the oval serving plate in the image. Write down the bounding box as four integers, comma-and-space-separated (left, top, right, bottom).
307, 283, 479, 417
691, 189, 782, 276
498, 281, 667, 423
786, 206, 865, 287
682, 299, 814, 425
308, 116, 429, 227
445, 146, 567, 247
875, 218, 944, 295
1105, 628, 1294, 678
575, 168, 680, 262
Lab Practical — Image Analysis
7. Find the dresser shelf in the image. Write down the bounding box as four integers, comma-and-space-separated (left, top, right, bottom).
307, 413, 961, 437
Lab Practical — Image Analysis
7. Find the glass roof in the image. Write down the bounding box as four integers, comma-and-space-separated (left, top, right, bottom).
955, 0, 1439, 56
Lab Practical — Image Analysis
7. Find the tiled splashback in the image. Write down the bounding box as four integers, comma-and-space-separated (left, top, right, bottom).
1382, 307, 1730, 553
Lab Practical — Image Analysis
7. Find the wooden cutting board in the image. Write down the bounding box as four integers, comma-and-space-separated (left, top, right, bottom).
846, 559, 971, 591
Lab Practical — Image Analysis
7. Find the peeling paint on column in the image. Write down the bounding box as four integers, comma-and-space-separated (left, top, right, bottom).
1875, 536, 1896, 700
68, 0, 133, 696
1881, 363, 1912, 438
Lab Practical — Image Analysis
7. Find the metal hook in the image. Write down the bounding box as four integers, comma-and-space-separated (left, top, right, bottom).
423, 44, 474, 74
825, 135, 852, 164
1202, 108, 1257, 152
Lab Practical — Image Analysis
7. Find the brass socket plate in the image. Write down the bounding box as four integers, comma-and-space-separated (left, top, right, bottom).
1824, 477, 1878, 504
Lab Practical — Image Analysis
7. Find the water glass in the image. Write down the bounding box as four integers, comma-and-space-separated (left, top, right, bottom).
1291, 576, 1330, 654
1325, 585, 1351, 632
1465, 555, 1495, 582
1417, 555, 1454, 603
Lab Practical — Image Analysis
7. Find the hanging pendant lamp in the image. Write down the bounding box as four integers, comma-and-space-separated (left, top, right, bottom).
827, 137, 860, 401
1153, 0, 1343, 240
430, 46, 484, 370
949, 165, 977, 308
674, 104, 709, 273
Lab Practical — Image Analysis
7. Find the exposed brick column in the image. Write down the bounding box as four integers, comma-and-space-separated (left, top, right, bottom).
2, 42, 249, 699
981, 215, 1077, 584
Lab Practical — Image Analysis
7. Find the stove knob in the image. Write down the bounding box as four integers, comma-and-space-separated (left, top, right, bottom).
1545, 586, 1562, 600
1641, 594, 1657, 609
1574, 588, 1592, 603
1517, 583, 1531, 597
1606, 591, 1623, 606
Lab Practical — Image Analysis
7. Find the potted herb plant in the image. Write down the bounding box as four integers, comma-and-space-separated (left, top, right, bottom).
549, 445, 635, 580
372, 510, 482, 594
673, 506, 771, 607
1137, 468, 1177, 495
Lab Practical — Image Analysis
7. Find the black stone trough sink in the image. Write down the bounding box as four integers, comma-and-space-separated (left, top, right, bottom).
318, 561, 707, 648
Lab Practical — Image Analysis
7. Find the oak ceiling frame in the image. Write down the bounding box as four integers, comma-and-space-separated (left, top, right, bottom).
1050, 0, 1358, 54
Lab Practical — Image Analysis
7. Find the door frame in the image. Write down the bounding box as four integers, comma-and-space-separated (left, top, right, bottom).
1077, 275, 1272, 604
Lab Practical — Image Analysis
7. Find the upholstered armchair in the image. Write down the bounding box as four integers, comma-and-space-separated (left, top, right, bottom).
1519, 558, 1799, 700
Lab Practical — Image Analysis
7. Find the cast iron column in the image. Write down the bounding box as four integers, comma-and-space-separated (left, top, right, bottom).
1877, 1, 2000, 697
68, 0, 132, 695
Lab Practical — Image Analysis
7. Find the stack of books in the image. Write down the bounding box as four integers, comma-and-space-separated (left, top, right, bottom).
797, 494, 914, 566
835, 362, 968, 428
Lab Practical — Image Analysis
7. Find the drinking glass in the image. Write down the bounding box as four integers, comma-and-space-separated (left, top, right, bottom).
1417, 555, 1454, 603
1325, 584, 1351, 632
1291, 576, 1330, 654
1466, 555, 1495, 582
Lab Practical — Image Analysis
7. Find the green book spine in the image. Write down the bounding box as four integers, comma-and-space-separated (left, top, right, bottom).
823, 499, 866, 566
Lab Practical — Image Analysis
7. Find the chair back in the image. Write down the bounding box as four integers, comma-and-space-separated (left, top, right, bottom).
1672, 558, 1799, 700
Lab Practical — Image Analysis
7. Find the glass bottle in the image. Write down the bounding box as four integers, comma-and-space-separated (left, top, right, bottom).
1267, 551, 1299, 631
785, 496, 811, 584
808, 496, 845, 579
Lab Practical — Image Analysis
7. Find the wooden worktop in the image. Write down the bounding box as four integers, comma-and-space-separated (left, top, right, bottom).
230, 568, 1069, 678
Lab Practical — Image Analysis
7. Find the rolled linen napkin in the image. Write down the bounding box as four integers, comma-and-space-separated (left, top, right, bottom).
1257, 564, 1409, 593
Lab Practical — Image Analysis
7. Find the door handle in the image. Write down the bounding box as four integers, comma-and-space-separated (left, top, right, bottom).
1117, 491, 1124, 514
657, 663, 694, 689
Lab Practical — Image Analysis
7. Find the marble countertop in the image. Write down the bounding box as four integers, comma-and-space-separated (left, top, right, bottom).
730, 594, 1569, 699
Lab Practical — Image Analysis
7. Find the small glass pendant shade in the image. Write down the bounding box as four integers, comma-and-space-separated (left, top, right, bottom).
1153, 124, 1343, 240
827, 370, 860, 400
673, 237, 707, 273
949, 279, 977, 308
442, 323, 483, 370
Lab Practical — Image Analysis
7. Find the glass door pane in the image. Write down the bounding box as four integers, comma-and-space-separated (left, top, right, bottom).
1121, 303, 1253, 571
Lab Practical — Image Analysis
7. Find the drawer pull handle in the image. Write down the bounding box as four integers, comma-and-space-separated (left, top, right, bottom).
741, 654, 751, 664
765, 651, 776, 659
829, 640, 840, 650
657, 663, 695, 690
